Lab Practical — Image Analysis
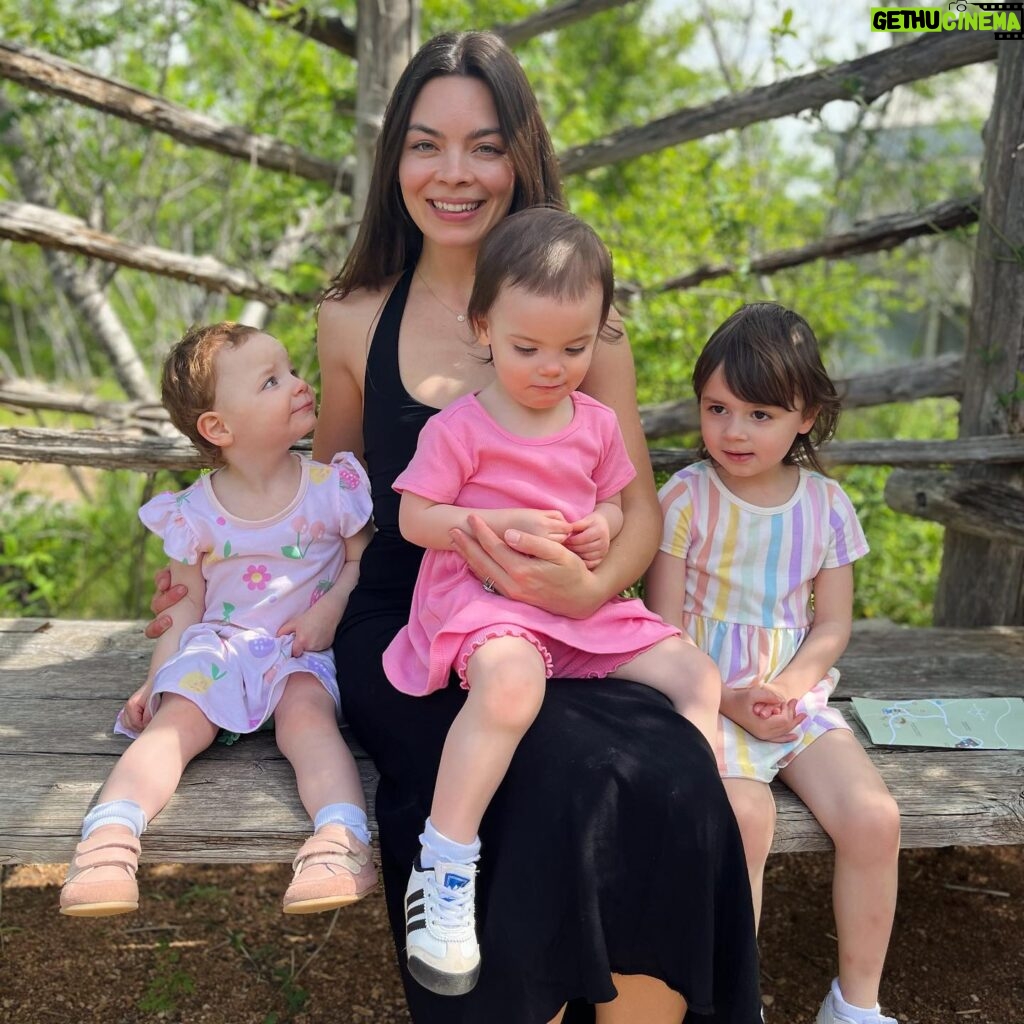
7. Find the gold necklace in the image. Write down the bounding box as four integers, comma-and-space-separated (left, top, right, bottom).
416, 268, 468, 323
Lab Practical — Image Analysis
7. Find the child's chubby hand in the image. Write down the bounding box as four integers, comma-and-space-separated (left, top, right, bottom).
505, 508, 573, 544
721, 682, 806, 743
564, 513, 611, 570
278, 600, 339, 657
123, 680, 157, 733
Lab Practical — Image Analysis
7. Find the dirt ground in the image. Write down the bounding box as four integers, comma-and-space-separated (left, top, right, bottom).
2, 846, 1021, 1023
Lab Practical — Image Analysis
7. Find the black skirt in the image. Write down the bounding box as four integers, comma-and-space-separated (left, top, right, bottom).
335, 541, 761, 1023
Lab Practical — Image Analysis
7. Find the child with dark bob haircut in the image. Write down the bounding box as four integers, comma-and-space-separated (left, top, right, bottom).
647, 303, 901, 1024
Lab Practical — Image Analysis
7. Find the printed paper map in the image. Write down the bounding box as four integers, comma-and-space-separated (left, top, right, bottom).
851, 697, 1024, 750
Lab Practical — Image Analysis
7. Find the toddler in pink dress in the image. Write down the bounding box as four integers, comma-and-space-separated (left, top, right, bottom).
60, 322, 377, 918
383, 208, 723, 996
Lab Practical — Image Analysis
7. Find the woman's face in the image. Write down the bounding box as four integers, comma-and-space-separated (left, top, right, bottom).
398, 75, 516, 255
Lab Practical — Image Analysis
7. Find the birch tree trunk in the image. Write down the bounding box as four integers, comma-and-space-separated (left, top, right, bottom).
350, 0, 418, 230
0, 92, 157, 404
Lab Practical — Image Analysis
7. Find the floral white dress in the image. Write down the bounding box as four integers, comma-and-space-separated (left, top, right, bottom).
115, 453, 371, 738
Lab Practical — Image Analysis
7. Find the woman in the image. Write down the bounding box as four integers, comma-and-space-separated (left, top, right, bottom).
310, 31, 760, 1024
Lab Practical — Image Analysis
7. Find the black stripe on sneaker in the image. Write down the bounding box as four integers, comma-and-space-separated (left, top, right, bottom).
406, 890, 427, 932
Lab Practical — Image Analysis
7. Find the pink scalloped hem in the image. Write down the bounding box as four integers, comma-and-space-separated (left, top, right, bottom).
455, 626, 555, 688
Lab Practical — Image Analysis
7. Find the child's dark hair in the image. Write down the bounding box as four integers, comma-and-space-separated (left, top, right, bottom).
692, 303, 840, 474
161, 321, 260, 466
467, 207, 616, 334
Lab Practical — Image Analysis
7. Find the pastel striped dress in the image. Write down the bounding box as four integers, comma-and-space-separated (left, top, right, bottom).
657, 460, 869, 781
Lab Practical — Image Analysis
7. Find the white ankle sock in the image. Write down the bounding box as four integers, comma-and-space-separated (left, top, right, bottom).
418, 816, 480, 869
313, 802, 370, 845
831, 978, 880, 1022
82, 799, 148, 839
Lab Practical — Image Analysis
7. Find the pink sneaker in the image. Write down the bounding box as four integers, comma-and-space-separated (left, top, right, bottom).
282, 824, 378, 915
59, 831, 141, 917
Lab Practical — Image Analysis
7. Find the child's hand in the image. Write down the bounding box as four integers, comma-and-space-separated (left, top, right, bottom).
565, 513, 611, 570
278, 601, 338, 657
123, 681, 156, 733
721, 684, 806, 743
506, 509, 572, 544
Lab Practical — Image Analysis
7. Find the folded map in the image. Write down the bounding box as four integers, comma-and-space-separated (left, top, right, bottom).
850, 697, 1024, 749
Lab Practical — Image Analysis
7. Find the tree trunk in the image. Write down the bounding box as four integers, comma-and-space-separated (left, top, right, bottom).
0, 93, 157, 404
933, 43, 1024, 626
351, 0, 417, 230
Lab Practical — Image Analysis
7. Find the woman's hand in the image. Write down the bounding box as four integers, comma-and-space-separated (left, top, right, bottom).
450, 514, 604, 619
144, 567, 189, 640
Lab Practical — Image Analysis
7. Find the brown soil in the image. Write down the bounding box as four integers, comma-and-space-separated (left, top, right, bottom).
3, 847, 1021, 1023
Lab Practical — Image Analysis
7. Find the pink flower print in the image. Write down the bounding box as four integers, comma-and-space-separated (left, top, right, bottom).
243, 564, 272, 590
337, 467, 361, 490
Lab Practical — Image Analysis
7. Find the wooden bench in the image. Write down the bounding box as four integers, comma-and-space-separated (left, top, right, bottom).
2, 617, 1022, 866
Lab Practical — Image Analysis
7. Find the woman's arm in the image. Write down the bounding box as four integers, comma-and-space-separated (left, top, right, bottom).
450, 315, 660, 618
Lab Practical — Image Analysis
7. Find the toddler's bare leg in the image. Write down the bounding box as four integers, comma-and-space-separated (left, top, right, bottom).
780, 729, 900, 1008
430, 636, 546, 844
275, 672, 365, 817
99, 693, 219, 821
722, 777, 776, 928
616, 637, 721, 748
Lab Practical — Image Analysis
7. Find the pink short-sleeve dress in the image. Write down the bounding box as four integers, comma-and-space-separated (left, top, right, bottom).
382, 392, 678, 696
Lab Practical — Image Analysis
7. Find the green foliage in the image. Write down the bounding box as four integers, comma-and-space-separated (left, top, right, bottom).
0, 1, 991, 626
0, 469, 182, 618
840, 464, 943, 626
138, 941, 196, 1014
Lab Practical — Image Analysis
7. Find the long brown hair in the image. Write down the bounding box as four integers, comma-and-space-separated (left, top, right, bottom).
692, 303, 841, 474
323, 31, 565, 300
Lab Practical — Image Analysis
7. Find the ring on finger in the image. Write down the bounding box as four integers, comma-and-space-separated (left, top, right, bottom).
482, 576, 497, 594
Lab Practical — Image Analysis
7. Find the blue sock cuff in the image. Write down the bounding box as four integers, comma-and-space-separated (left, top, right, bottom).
314, 803, 370, 845
83, 799, 148, 839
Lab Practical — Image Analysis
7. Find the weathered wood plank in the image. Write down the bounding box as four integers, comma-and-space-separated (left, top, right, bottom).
0, 40, 351, 189
639, 353, 964, 439
885, 469, 1024, 546
6, 428, 1024, 473
649, 435, 1024, 474
0, 201, 306, 307
559, 33, 996, 174
632, 197, 979, 301
2, 620, 1023, 865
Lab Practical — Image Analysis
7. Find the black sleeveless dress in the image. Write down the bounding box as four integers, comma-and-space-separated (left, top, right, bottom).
334, 269, 761, 1023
